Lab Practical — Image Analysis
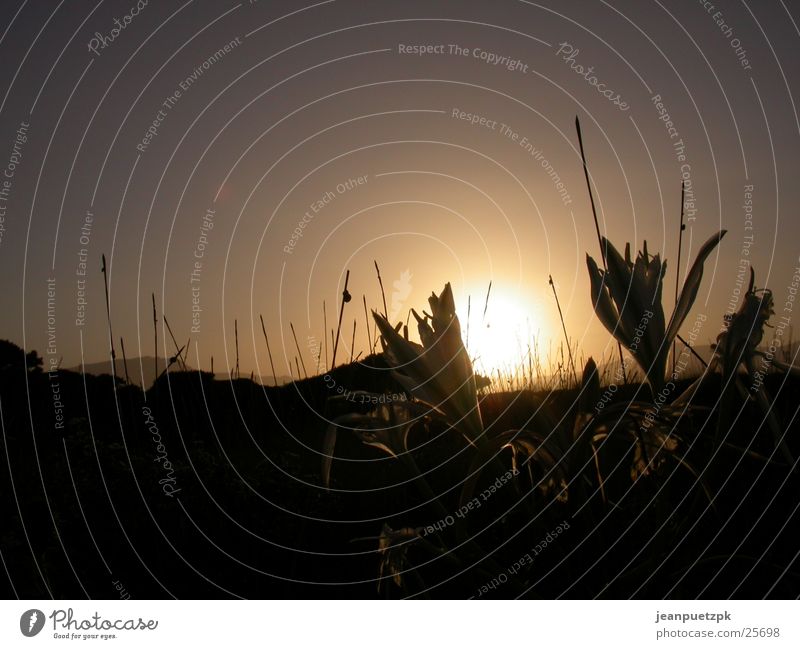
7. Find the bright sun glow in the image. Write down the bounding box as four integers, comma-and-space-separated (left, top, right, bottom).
457, 286, 546, 381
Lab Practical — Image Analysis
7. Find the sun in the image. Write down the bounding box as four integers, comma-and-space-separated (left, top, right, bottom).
457, 286, 545, 381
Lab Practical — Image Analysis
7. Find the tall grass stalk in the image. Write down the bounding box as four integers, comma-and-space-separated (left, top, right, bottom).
290, 322, 308, 379
259, 314, 278, 387
549, 274, 578, 384
151, 293, 157, 393
163, 315, 187, 371
350, 319, 357, 364
101, 254, 117, 381
575, 116, 627, 384
362, 295, 372, 352
673, 181, 686, 376
120, 337, 130, 385
323, 300, 329, 370
331, 269, 351, 369
374, 260, 388, 318
234, 318, 240, 380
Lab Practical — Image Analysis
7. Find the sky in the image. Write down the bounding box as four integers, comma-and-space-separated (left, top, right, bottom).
1, 0, 798, 383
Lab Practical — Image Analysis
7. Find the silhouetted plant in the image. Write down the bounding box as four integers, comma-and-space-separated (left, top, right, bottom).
586, 230, 726, 396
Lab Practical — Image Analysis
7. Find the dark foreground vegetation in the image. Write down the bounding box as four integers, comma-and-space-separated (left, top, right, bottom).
1, 338, 798, 599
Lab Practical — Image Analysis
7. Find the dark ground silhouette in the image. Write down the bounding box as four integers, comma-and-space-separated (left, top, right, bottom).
1, 339, 798, 598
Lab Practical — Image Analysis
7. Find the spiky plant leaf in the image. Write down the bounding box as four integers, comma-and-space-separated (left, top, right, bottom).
577, 357, 600, 417
373, 283, 483, 443
587, 230, 725, 396
587, 255, 626, 340
321, 400, 426, 488
664, 229, 726, 345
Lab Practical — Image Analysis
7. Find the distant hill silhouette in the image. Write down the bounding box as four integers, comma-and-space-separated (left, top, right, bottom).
211, 369, 295, 386
65, 356, 294, 389
47, 340, 800, 391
